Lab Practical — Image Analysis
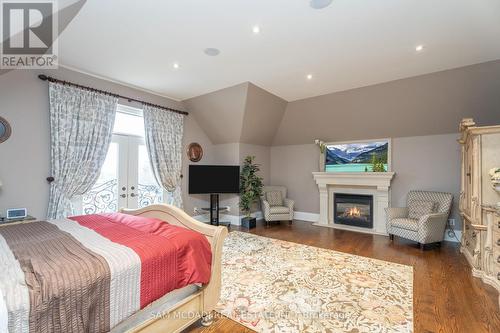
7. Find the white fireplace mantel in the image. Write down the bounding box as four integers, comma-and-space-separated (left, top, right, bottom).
312, 172, 395, 235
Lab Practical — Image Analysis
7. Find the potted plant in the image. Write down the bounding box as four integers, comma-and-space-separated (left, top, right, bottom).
370, 154, 386, 172
314, 139, 327, 171
239, 156, 263, 229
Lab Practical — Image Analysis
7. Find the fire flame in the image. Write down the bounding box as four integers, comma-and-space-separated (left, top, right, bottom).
345, 207, 361, 217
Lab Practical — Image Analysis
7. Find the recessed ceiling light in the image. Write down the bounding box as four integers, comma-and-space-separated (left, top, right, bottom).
415, 45, 424, 52
204, 48, 220, 56
307, 74, 313, 80
173, 62, 180, 69
309, 0, 333, 9
252, 25, 260, 34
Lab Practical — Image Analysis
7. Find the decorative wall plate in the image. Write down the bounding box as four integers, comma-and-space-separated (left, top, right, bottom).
187, 142, 203, 162
0, 116, 11, 143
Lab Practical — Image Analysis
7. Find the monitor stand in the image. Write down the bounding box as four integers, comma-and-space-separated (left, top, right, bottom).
209, 194, 231, 228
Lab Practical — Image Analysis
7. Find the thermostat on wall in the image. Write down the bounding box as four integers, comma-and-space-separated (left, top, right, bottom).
6, 208, 27, 220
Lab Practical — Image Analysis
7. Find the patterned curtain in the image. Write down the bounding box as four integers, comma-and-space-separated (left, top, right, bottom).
47, 82, 118, 219
143, 105, 184, 208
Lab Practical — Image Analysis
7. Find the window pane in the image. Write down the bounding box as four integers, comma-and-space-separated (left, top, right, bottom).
137, 144, 164, 207
82, 142, 119, 214
113, 111, 145, 137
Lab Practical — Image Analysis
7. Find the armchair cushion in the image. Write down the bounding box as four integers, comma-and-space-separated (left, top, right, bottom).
390, 218, 419, 232
385, 207, 409, 220
408, 200, 436, 220
269, 206, 291, 214
266, 191, 283, 206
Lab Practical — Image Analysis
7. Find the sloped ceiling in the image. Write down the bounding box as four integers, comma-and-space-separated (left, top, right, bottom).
184, 82, 287, 145
241, 84, 287, 145
272, 60, 500, 145
185, 60, 500, 147
183, 83, 248, 144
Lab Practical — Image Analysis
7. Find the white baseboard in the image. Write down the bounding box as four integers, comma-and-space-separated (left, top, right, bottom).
293, 211, 462, 243
293, 211, 319, 222
193, 210, 462, 242
192, 211, 263, 226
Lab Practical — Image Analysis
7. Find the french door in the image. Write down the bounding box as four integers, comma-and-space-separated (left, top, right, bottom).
80, 134, 165, 214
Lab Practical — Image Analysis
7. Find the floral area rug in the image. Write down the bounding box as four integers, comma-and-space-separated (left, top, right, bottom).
216, 231, 413, 333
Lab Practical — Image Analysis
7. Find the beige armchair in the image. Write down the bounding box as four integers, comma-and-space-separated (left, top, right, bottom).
386, 190, 453, 250
261, 186, 294, 226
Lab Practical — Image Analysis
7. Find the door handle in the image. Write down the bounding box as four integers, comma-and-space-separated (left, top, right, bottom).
130, 193, 136, 197
120, 194, 127, 198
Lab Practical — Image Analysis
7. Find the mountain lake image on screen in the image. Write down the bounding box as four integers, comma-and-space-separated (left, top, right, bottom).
325, 140, 390, 172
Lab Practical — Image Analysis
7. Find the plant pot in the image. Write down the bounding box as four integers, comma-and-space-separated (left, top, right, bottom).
319, 153, 326, 171
241, 216, 256, 229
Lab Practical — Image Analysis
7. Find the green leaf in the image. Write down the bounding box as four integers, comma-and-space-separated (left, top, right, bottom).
239, 155, 264, 215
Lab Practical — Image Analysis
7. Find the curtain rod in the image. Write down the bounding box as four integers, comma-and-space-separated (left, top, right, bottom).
38, 74, 188, 116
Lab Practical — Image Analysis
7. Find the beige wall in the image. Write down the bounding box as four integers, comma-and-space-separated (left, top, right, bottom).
270, 144, 320, 213
1, 61, 498, 232
273, 60, 500, 145
270, 133, 463, 229
0, 68, 213, 219
181, 63, 496, 229
195, 142, 271, 218
266, 61, 500, 234
239, 143, 271, 185
390, 134, 461, 226
182, 116, 215, 216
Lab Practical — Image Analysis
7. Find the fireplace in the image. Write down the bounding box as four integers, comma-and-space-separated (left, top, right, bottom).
334, 193, 373, 229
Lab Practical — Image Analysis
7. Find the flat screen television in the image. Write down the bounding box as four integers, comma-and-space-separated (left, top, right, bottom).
189, 165, 240, 194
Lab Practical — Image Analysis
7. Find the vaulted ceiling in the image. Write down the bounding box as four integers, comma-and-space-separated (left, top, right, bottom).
184, 82, 287, 145
57, 0, 500, 101
185, 60, 500, 146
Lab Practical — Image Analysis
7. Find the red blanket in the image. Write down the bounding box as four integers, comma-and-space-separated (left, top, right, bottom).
70, 213, 212, 308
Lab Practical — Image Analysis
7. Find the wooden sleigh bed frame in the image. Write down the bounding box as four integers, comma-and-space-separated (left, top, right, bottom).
119, 204, 228, 333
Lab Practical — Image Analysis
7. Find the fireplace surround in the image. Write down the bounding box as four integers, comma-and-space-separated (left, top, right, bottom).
312, 172, 395, 235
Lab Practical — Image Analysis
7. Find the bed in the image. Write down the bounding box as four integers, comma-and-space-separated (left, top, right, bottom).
0, 204, 228, 333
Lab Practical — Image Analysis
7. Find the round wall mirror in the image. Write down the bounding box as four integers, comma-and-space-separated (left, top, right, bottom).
0, 116, 11, 143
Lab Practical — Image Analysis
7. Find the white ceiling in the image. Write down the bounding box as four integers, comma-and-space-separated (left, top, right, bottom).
58, 0, 500, 101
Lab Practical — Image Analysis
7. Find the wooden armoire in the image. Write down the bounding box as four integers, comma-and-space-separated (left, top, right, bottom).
458, 118, 500, 307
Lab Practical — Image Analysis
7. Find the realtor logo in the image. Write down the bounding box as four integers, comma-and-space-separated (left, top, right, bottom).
1, 0, 58, 68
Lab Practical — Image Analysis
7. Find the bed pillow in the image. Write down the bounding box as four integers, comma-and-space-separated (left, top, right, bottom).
266, 191, 283, 206
408, 200, 436, 219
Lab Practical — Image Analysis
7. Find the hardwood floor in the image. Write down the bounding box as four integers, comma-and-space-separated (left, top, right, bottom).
186, 220, 500, 333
